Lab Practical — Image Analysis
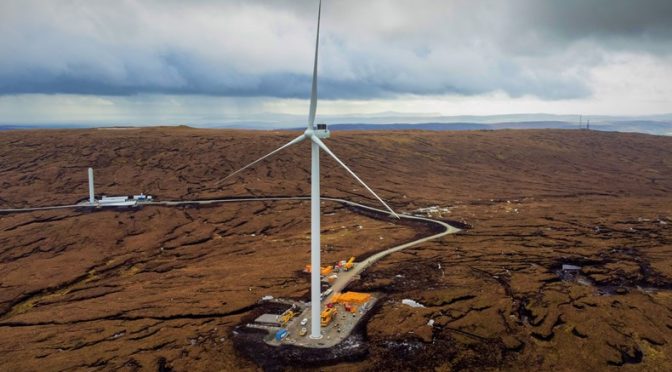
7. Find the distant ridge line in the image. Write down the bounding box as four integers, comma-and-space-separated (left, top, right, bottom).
283, 121, 671, 135
286, 121, 578, 131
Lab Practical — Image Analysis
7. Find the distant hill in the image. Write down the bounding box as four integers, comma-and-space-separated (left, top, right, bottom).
302, 123, 491, 131
0, 125, 38, 131
2, 115, 671, 135
286, 120, 670, 135
0, 124, 92, 131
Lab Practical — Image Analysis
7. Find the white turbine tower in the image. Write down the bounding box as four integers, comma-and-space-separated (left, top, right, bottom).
218, 0, 398, 339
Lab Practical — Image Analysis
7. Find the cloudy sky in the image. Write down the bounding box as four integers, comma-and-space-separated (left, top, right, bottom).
1, 0, 671, 126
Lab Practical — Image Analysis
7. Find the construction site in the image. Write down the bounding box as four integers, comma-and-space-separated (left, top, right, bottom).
244, 257, 377, 349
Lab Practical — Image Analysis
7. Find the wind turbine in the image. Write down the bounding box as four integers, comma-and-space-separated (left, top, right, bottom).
218, 0, 399, 339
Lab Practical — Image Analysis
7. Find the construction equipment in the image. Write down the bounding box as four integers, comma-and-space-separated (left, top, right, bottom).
334, 256, 356, 272
320, 307, 337, 327
344, 256, 356, 271
342, 303, 358, 313
332, 291, 371, 304
304, 264, 333, 276
320, 288, 333, 301
278, 309, 296, 327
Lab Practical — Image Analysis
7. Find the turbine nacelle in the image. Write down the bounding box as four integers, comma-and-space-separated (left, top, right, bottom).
305, 123, 330, 139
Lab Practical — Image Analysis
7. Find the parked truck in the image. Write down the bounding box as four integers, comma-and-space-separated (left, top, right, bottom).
275, 329, 288, 341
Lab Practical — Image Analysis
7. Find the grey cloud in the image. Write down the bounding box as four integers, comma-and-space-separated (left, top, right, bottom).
0, 0, 669, 100
520, 0, 672, 41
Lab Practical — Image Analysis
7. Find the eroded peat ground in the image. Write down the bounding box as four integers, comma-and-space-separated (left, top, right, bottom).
1, 127, 671, 370
0, 202, 421, 370
351, 196, 672, 370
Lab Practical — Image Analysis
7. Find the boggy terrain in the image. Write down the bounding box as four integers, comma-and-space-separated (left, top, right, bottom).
0, 127, 671, 371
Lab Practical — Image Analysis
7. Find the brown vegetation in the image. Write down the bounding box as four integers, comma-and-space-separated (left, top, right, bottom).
0, 127, 671, 370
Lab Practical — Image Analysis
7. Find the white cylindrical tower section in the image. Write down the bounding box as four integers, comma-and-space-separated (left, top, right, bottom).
309, 140, 322, 339
88, 167, 95, 204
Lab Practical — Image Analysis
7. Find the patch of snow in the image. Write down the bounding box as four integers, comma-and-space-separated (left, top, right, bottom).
402, 299, 425, 308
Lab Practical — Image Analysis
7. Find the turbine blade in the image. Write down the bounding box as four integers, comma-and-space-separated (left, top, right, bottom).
307, 0, 321, 129
216, 134, 305, 185
311, 136, 400, 219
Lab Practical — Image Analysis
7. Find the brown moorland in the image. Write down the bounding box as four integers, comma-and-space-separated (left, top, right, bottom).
0, 127, 671, 370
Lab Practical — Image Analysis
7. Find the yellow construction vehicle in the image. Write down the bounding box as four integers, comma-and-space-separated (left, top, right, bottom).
278, 309, 296, 327
320, 307, 337, 327
344, 256, 356, 271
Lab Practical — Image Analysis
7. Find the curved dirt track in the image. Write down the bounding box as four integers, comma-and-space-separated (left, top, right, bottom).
2, 196, 460, 279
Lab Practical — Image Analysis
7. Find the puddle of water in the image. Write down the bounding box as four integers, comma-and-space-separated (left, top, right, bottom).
562, 264, 581, 271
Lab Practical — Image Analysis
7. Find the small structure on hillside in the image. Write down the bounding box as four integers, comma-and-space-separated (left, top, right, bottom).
85, 168, 152, 207
99, 196, 137, 207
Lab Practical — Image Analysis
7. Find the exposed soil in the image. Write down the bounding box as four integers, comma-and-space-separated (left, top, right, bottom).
1, 127, 671, 370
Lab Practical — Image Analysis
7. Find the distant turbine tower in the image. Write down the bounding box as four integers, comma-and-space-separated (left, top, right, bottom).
88, 168, 95, 205
217, 0, 398, 339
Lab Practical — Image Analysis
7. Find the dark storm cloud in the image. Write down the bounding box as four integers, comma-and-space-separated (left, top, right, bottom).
522, 0, 672, 41
0, 0, 670, 99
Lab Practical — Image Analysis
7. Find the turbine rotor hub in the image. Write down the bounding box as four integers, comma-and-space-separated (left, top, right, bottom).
307, 123, 330, 139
